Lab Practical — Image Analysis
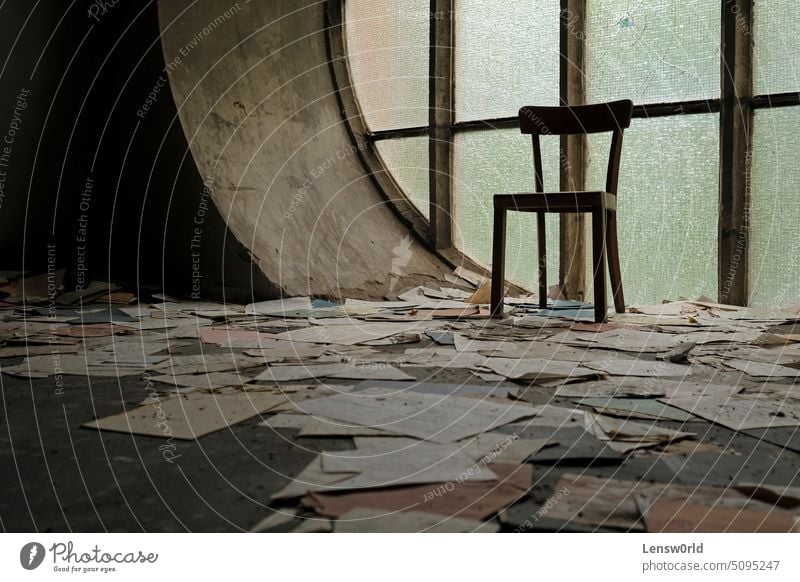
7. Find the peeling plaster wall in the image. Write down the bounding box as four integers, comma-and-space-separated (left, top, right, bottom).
157, 0, 449, 299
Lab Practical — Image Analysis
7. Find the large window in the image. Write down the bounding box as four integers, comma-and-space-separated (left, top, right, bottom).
584, 0, 721, 304
749, 1, 800, 308
585, 1, 720, 104
344, 0, 431, 221
339, 0, 800, 308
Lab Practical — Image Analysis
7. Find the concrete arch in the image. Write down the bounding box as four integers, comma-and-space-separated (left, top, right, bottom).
157, 0, 450, 298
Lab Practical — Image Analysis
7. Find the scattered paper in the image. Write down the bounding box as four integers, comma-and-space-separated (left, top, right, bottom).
334, 508, 499, 533
319, 439, 495, 488
302, 463, 532, 520
722, 359, 800, 378
584, 413, 695, 453
299, 386, 537, 443
660, 393, 800, 430
575, 397, 695, 422
255, 363, 414, 383
481, 358, 597, 382
541, 474, 761, 531
642, 498, 798, 533
84, 392, 285, 439
245, 297, 312, 315
583, 359, 691, 377
148, 372, 252, 390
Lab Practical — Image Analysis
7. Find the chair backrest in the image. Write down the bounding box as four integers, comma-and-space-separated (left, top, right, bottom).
518, 99, 633, 195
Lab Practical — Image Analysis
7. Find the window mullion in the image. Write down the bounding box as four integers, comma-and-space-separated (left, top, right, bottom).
559, 0, 588, 301
719, 0, 754, 306
429, 0, 454, 249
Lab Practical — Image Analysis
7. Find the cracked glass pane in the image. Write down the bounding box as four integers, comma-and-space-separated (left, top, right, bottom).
586, 1, 720, 104
455, 0, 560, 121
346, 0, 429, 131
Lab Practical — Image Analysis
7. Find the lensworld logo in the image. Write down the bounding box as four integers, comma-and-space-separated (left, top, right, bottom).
20, 542, 46, 570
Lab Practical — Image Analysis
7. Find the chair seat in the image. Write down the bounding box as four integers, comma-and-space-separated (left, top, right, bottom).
491, 101, 631, 323
494, 191, 616, 212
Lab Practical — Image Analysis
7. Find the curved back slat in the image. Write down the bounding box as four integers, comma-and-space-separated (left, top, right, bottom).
521, 100, 633, 195
519, 100, 634, 135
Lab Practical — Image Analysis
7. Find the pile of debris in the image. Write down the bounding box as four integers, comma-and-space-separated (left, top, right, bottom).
2, 268, 800, 532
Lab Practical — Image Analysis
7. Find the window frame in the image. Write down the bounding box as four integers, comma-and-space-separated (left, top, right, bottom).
327, 0, 800, 306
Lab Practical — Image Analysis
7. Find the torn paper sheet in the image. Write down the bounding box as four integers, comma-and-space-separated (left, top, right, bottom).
272, 321, 439, 346
255, 363, 414, 383
259, 413, 310, 430
2, 354, 147, 378
302, 463, 531, 520
453, 266, 484, 287
84, 391, 286, 439
476, 342, 611, 362
572, 328, 684, 353
722, 359, 800, 378
0, 344, 80, 358
245, 297, 312, 315
319, 439, 495, 488
83, 337, 174, 357
298, 417, 392, 437
148, 371, 252, 390
552, 379, 667, 398
527, 426, 624, 465
502, 404, 585, 428
584, 412, 695, 453
361, 332, 422, 346
660, 393, 800, 430
152, 353, 265, 375
199, 327, 278, 347
458, 433, 551, 464
299, 386, 537, 443
480, 358, 598, 382
583, 359, 691, 377
244, 344, 332, 362
541, 473, 758, 531
401, 348, 486, 369
575, 397, 695, 422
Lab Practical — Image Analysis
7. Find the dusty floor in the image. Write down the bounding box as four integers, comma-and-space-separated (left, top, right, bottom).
1, 282, 799, 532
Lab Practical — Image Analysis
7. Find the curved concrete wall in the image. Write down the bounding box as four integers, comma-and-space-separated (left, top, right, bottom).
157, 0, 449, 298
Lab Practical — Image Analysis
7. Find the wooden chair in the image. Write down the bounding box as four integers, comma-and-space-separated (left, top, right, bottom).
490, 99, 634, 323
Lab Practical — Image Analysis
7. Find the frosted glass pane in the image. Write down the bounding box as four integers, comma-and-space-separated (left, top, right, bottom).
587, 114, 719, 304
586, 1, 720, 104
750, 108, 800, 308
455, 0, 560, 121
453, 129, 560, 290
345, 1, 429, 130
754, 2, 800, 94
374, 137, 430, 218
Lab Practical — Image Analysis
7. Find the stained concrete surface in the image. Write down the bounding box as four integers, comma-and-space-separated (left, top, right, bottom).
158, 0, 450, 298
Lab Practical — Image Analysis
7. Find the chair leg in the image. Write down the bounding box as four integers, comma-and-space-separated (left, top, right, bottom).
606, 209, 625, 313
591, 208, 608, 323
537, 212, 547, 309
490, 205, 507, 318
